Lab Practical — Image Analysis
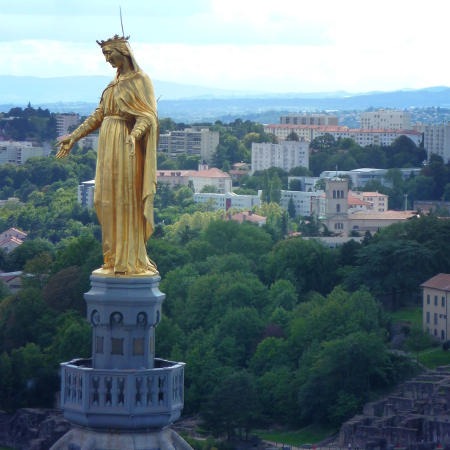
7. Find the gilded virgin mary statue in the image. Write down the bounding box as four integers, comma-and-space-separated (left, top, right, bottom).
56, 35, 159, 276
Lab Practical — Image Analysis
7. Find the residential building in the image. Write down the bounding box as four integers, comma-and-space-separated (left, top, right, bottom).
1, 227, 27, 241
231, 162, 250, 171
416, 122, 450, 163
0, 141, 44, 165
157, 170, 191, 187
0, 236, 23, 253
0, 271, 22, 294
188, 167, 232, 194
414, 200, 450, 214
280, 190, 318, 217
157, 129, 219, 163
421, 273, 450, 341
77, 180, 95, 208
251, 140, 309, 175
350, 191, 388, 213
56, 113, 79, 135
229, 170, 249, 183
320, 168, 421, 188
264, 124, 422, 147
287, 176, 321, 192
225, 210, 266, 226
193, 192, 260, 211
79, 135, 99, 151
280, 114, 338, 126
360, 109, 412, 130
312, 177, 416, 234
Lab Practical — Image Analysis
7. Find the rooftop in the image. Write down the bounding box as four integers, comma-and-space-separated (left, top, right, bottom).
226, 211, 266, 223
349, 210, 417, 220
0, 236, 23, 246
348, 195, 371, 206
189, 168, 230, 179
421, 273, 450, 291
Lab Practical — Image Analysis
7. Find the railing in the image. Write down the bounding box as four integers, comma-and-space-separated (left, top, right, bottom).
61, 358, 184, 416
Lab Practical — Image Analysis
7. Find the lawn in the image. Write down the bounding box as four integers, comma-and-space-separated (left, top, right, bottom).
257, 425, 335, 446
390, 307, 422, 326
418, 349, 450, 370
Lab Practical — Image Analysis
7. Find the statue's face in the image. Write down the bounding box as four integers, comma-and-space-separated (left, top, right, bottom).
102, 45, 125, 69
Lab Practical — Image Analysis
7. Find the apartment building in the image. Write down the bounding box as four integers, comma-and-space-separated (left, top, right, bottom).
280, 114, 338, 126
415, 122, 450, 162
77, 180, 95, 208
188, 167, 232, 194
287, 176, 321, 192
360, 109, 412, 130
79, 135, 99, 151
56, 113, 79, 135
251, 140, 309, 174
157, 128, 219, 163
264, 125, 422, 147
193, 192, 260, 211
0, 141, 44, 165
422, 273, 450, 341
280, 190, 318, 217
349, 191, 388, 212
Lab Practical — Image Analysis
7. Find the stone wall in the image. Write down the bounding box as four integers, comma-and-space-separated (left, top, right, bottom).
0, 408, 72, 450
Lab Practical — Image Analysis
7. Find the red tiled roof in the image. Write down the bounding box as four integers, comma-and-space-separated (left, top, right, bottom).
3, 227, 27, 236
347, 129, 422, 135
157, 170, 191, 177
350, 210, 416, 220
230, 170, 249, 175
421, 274, 450, 291
348, 195, 371, 206
226, 212, 266, 223
354, 192, 389, 198
0, 275, 19, 283
0, 236, 23, 246
189, 168, 231, 179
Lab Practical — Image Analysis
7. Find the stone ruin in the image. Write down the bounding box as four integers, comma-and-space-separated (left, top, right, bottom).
340, 366, 450, 450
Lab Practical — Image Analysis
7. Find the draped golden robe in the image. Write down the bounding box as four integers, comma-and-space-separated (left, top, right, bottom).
71, 69, 158, 275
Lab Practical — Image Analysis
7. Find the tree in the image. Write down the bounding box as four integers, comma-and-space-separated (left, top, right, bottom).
289, 166, 312, 176
288, 179, 302, 191
286, 131, 299, 141
270, 172, 282, 204
406, 324, 434, 365
288, 196, 296, 218
269, 279, 298, 310
222, 160, 230, 174
200, 185, 218, 194
314, 178, 326, 191
21, 251, 52, 288
261, 170, 270, 203
175, 186, 195, 205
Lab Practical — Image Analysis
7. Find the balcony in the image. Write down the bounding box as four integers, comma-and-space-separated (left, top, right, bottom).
61, 358, 185, 430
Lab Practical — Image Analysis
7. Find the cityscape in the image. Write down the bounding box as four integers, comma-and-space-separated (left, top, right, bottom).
2, 2, 450, 450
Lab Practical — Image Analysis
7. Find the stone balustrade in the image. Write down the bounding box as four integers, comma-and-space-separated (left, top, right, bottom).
60, 357, 185, 430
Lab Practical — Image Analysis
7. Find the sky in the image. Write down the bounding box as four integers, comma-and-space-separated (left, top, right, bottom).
1, 0, 448, 94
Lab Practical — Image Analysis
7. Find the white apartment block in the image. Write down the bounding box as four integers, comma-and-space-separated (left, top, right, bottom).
360, 109, 412, 130
264, 125, 422, 147
56, 113, 79, 136
193, 192, 261, 212
251, 140, 309, 175
157, 128, 219, 163
189, 167, 232, 194
415, 122, 450, 163
280, 114, 338, 126
0, 141, 44, 165
77, 180, 95, 208
280, 190, 318, 217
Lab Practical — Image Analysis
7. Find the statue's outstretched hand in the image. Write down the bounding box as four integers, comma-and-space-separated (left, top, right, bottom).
55, 136, 76, 159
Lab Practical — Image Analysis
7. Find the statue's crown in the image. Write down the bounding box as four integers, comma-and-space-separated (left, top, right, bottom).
96, 34, 130, 48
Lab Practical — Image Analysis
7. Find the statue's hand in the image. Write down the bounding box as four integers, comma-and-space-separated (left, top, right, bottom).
55, 136, 76, 159
126, 134, 136, 156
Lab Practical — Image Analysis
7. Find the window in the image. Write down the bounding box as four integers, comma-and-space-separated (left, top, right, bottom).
427, 312, 430, 323
443, 297, 446, 307
341, 190, 344, 198
442, 330, 446, 340
434, 313, 438, 325
337, 204, 341, 212
427, 294, 430, 304
435, 296, 438, 306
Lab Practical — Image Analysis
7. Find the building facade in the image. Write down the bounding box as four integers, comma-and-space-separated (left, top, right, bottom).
157, 128, 219, 163
0, 141, 44, 165
280, 190, 318, 217
350, 191, 388, 212
280, 113, 338, 126
56, 113, 79, 136
1, 227, 27, 241
189, 167, 232, 194
0, 271, 22, 294
417, 122, 450, 163
251, 140, 309, 174
360, 109, 412, 130
193, 192, 260, 211
79, 134, 99, 151
77, 180, 95, 208
422, 273, 450, 341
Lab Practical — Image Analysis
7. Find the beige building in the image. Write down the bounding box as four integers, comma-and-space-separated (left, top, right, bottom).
0, 236, 23, 253
414, 122, 450, 163
1, 227, 27, 241
225, 211, 266, 226
0, 141, 44, 165
56, 113, 79, 135
421, 273, 450, 341
188, 167, 232, 194
251, 140, 309, 174
0, 271, 22, 294
157, 170, 191, 187
280, 113, 338, 126
360, 109, 412, 130
350, 191, 388, 213
157, 128, 219, 163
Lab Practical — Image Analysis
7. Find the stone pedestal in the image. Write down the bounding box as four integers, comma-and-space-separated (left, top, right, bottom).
54, 274, 189, 449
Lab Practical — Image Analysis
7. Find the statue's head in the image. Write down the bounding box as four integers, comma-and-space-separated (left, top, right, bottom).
97, 35, 132, 71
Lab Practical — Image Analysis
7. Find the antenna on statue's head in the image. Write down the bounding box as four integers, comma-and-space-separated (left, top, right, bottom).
119, 6, 125, 37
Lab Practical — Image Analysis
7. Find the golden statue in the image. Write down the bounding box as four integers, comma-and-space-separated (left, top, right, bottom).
55, 35, 159, 276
